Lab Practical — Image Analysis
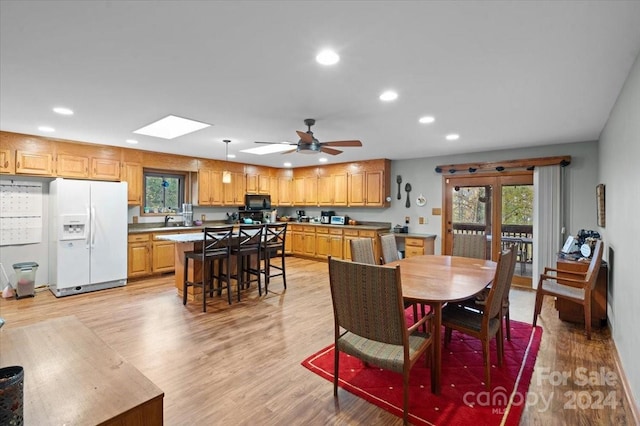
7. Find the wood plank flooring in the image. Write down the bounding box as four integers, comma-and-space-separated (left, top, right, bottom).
0, 257, 635, 425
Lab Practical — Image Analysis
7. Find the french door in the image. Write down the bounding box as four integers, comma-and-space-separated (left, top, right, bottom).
443, 172, 533, 286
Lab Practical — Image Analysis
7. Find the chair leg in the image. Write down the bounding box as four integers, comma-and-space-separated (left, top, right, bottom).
333, 343, 339, 397
444, 327, 452, 345
202, 260, 208, 313
584, 294, 592, 340
182, 256, 189, 306
402, 370, 409, 425
264, 252, 270, 294
533, 289, 544, 327
496, 325, 504, 366
281, 250, 287, 289
482, 339, 491, 390
505, 307, 511, 341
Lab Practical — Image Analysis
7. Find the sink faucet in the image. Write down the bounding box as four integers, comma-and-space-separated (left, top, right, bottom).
164, 215, 174, 226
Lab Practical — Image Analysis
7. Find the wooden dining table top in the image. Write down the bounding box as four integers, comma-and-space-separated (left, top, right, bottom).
386, 254, 497, 303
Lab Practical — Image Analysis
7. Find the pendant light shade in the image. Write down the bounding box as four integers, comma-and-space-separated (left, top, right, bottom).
222, 139, 231, 184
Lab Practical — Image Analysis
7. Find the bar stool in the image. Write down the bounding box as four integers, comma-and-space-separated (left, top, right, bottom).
262, 222, 287, 293
231, 224, 264, 300
183, 226, 233, 312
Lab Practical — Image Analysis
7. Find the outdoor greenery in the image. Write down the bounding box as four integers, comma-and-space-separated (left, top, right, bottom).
453, 185, 533, 225
144, 171, 184, 213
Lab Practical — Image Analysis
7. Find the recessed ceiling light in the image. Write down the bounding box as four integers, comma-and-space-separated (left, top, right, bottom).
53, 107, 74, 115
283, 162, 292, 168
126, 139, 139, 144
241, 143, 293, 155
446, 134, 460, 141
379, 90, 398, 101
319, 157, 328, 163
316, 49, 340, 65
133, 115, 211, 140
38, 126, 55, 132
419, 116, 435, 124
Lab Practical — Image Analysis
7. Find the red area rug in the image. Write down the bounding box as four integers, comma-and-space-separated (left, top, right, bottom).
302, 320, 542, 426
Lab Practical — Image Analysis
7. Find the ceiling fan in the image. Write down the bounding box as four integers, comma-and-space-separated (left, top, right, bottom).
255, 118, 362, 155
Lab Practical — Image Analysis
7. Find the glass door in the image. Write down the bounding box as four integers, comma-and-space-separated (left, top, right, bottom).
444, 172, 533, 286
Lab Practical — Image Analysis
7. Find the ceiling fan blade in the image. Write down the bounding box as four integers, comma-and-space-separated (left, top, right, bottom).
320, 146, 342, 155
296, 130, 314, 144
322, 140, 362, 147
280, 148, 298, 154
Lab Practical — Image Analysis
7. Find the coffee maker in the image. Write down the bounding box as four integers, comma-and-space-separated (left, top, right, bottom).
296, 210, 305, 221
320, 210, 335, 224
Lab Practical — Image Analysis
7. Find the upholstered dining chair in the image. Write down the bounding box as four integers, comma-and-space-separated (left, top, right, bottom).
349, 238, 377, 265
442, 245, 517, 390
457, 242, 518, 340
231, 224, 264, 300
533, 240, 603, 340
379, 233, 400, 264
261, 222, 288, 293
183, 226, 233, 312
452, 233, 487, 259
328, 257, 433, 425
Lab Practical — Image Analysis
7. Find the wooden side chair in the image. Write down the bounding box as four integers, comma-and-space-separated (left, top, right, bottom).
183, 226, 233, 312
442, 245, 517, 390
379, 233, 400, 264
261, 222, 288, 293
452, 233, 487, 259
533, 240, 603, 339
328, 257, 433, 425
349, 238, 377, 265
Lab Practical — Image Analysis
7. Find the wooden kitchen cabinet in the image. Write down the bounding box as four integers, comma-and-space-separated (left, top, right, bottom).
555, 258, 608, 328
128, 234, 151, 278
0, 149, 14, 174
197, 168, 224, 206
318, 172, 348, 207
152, 234, 175, 273
316, 226, 343, 259
223, 171, 246, 205
91, 157, 120, 180
57, 154, 89, 178
277, 176, 293, 206
294, 175, 318, 206
122, 162, 143, 205
55, 142, 121, 180
16, 150, 53, 175
291, 224, 315, 257
343, 228, 382, 261
246, 166, 272, 195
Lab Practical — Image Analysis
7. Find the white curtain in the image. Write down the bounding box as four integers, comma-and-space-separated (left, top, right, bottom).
533, 165, 562, 288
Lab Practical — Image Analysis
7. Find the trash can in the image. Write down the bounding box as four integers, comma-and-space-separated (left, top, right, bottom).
0, 365, 24, 426
12, 262, 38, 299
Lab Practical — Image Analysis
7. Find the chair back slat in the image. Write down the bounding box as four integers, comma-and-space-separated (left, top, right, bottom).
328, 258, 406, 345
380, 234, 400, 264
203, 226, 233, 254
264, 223, 287, 247
235, 224, 264, 249
350, 238, 377, 265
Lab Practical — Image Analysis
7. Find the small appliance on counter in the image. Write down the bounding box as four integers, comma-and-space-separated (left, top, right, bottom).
330, 215, 348, 225
296, 210, 306, 221
320, 211, 335, 224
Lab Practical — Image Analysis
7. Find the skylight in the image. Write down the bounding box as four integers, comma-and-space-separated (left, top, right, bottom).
241, 143, 294, 155
133, 115, 211, 140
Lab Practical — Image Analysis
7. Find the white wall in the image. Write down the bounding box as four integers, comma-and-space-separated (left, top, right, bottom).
598, 51, 640, 404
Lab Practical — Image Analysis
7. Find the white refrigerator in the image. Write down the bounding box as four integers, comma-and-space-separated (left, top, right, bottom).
49, 178, 128, 297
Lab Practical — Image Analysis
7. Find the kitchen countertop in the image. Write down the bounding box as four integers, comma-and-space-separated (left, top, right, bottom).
128, 221, 391, 234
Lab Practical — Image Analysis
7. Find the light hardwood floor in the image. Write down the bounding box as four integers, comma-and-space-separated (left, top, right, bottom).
0, 257, 635, 425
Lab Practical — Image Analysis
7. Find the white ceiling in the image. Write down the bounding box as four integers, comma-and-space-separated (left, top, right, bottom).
2, 1, 640, 169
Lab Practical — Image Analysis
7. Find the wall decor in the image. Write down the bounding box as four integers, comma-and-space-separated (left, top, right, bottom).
596, 184, 605, 227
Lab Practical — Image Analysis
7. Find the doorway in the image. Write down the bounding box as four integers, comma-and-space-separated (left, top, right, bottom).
443, 172, 533, 287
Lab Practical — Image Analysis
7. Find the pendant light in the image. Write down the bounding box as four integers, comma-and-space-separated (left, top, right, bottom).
222, 139, 232, 184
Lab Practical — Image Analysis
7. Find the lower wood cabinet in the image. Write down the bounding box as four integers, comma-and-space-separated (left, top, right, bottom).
127, 234, 151, 278
152, 235, 176, 273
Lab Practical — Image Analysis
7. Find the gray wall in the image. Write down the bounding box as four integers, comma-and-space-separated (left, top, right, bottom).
599, 51, 640, 404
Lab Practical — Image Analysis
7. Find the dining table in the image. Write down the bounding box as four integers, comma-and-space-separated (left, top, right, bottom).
386, 254, 497, 394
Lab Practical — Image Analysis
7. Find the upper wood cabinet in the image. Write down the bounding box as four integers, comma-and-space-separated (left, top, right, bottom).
197, 167, 224, 206
347, 160, 390, 207
16, 150, 53, 175
318, 170, 348, 206
293, 168, 318, 206
245, 165, 272, 195
223, 171, 245, 206
277, 175, 293, 206
122, 162, 143, 205
0, 149, 15, 174
55, 142, 121, 180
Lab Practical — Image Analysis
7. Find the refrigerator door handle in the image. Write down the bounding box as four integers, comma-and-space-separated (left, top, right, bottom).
85, 206, 91, 248
91, 204, 97, 248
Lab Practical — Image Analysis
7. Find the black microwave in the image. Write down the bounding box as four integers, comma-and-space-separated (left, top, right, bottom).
245, 194, 271, 211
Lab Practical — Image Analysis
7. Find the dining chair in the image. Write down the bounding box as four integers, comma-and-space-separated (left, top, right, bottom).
452, 233, 487, 259
349, 238, 377, 264
231, 224, 264, 301
533, 240, 603, 339
379, 233, 400, 264
261, 222, 288, 294
457, 242, 518, 340
442, 245, 517, 390
328, 257, 433, 425
183, 226, 233, 312
379, 233, 428, 329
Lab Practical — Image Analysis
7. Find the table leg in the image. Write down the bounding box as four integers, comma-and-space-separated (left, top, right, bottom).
431, 302, 442, 394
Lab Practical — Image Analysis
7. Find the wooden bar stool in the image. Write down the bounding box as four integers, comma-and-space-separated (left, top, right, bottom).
262, 222, 288, 293
183, 226, 233, 312
231, 224, 264, 300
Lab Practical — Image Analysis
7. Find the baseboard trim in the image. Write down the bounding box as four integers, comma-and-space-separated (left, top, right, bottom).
611, 335, 640, 425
